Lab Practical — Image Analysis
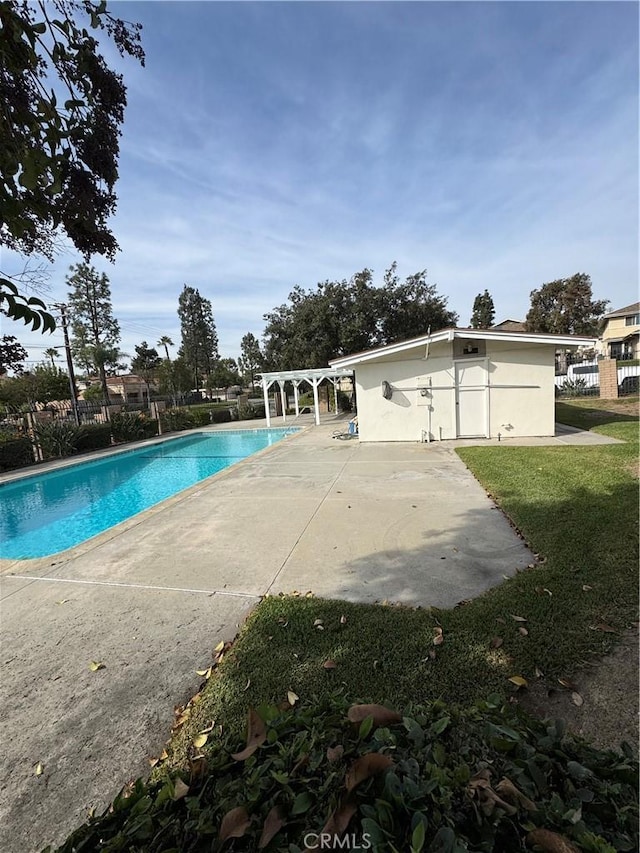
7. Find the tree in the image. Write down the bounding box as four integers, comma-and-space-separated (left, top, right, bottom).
0, 365, 70, 406
209, 358, 241, 398
525, 274, 609, 336
470, 290, 495, 329
262, 264, 457, 370
376, 263, 457, 344
239, 333, 263, 389
0, 335, 28, 375
177, 286, 218, 392
44, 347, 60, 367
157, 356, 191, 402
131, 341, 161, 400
67, 262, 121, 401
157, 335, 173, 361
0, 1, 144, 330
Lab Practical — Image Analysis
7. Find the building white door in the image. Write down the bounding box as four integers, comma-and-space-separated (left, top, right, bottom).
455, 359, 487, 438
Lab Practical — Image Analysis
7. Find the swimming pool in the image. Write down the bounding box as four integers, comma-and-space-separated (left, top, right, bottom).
0, 428, 299, 560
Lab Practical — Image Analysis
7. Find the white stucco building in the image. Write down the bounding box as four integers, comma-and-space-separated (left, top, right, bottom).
329, 328, 596, 442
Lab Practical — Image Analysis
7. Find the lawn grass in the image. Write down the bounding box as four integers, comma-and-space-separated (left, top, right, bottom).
162, 399, 638, 771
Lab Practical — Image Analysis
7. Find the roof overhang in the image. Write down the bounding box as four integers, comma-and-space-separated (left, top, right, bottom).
329, 328, 598, 369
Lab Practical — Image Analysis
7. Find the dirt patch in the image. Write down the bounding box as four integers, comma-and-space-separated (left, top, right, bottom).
520, 627, 639, 755
579, 397, 639, 419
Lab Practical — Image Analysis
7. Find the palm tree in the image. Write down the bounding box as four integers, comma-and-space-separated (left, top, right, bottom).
157, 335, 173, 361
44, 347, 60, 368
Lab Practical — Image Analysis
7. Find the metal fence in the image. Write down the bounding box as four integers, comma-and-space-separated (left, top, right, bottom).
554, 360, 639, 398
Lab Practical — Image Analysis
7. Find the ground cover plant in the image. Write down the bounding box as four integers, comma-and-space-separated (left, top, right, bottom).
48, 399, 639, 851
46, 695, 638, 853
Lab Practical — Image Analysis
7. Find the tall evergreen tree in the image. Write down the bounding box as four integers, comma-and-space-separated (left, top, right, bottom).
67, 263, 120, 401
470, 290, 495, 328
239, 333, 263, 389
177, 286, 218, 392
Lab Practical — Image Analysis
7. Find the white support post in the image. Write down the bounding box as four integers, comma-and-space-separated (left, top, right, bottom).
262, 377, 271, 427
293, 382, 300, 417
279, 381, 287, 423
312, 377, 320, 426
332, 377, 338, 413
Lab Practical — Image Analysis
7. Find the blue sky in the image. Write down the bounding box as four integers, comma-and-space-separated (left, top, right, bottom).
4, 0, 639, 369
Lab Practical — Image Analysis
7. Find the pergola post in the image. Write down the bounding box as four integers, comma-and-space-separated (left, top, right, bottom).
332, 376, 338, 413
279, 380, 287, 423
312, 377, 320, 426
262, 377, 271, 427
293, 381, 300, 417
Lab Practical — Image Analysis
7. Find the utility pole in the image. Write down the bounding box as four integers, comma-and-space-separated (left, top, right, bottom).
54, 303, 80, 425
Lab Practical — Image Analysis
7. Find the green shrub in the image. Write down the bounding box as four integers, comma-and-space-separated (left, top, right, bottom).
45, 695, 638, 853
34, 421, 84, 459
74, 424, 112, 453
0, 433, 34, 471
160, 408, 195, 433
143, 418, 159, 438
211, 408, 232, 424
111, 412, 158, 442
558, 378, 594, 397
234, 403, 258, 421
190, 408, 212, 427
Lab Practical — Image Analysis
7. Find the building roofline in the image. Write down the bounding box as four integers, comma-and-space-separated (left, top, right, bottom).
329, 327, 597, 368
603, 302, 640, 319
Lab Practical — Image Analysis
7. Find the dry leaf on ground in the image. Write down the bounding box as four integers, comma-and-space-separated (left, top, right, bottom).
258, 804, 286, 849
219, 806, 250, 843
345, 753, 394, 791
347, 704, 402, 726
231, 708, 267, 761
172, 778, 189, 800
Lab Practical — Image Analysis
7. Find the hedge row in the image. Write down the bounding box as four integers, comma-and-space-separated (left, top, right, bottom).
1, 402, 268, 472
0, 415, 160, 471
160, 406, 242, 432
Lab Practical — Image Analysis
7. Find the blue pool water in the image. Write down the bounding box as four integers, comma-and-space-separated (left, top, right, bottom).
0, 428, 298, 559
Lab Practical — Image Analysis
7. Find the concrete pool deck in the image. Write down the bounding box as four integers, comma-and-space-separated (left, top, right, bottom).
0, 418, 620, 851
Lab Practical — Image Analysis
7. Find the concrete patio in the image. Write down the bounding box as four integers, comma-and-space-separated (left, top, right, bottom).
0, 418, 619, 851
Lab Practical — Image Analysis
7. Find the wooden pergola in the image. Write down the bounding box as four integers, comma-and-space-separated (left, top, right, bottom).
257, 368, 354, 427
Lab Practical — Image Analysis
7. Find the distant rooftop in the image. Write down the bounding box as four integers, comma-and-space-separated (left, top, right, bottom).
491, 319, 526, 332
603, 302, 640, 319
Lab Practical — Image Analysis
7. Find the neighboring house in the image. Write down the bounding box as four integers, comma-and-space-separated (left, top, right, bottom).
329, 328, 596, 442
598, 302, 640, 360
81, 373, 158, 404
491, 319, 526, 332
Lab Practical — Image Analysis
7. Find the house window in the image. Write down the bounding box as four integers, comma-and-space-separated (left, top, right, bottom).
625, 314, 639, 326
